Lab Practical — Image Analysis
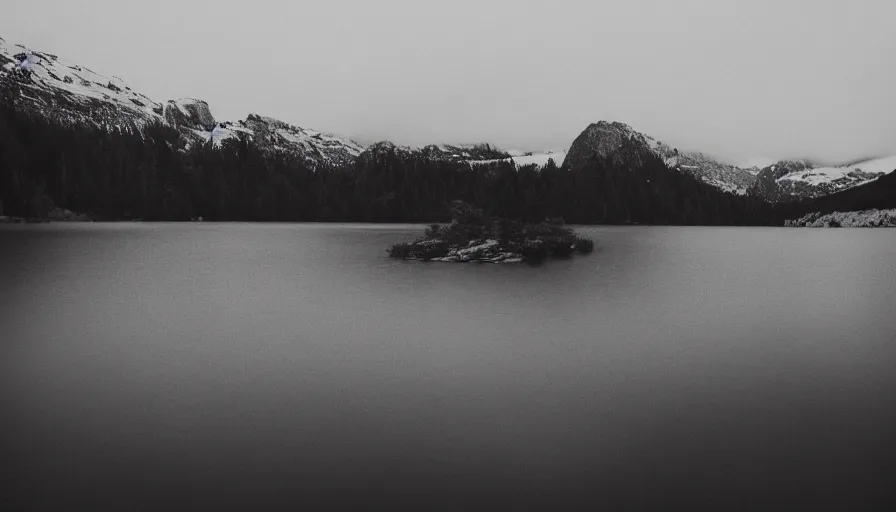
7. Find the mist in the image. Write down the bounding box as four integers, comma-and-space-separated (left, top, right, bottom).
4, 0, 895, 164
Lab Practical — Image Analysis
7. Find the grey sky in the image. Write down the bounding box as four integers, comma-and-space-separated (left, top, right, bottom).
5, 0, 896, 163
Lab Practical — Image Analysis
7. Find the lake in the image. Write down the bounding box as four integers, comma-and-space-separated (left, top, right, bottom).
1, 223, 894, 510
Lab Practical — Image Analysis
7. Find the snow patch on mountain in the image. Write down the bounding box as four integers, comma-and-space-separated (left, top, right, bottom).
776, 156, 896, 187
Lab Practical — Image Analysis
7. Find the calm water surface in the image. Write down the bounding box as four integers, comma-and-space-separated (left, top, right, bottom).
1, 224, 894, 509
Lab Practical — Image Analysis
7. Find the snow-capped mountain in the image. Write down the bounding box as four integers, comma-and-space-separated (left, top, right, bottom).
0, 36, 364, 168
0, 36, 164, 129
561, 121, 761, 194
748, 156, 896, 202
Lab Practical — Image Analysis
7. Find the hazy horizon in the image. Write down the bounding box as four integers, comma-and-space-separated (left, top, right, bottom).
4, 0, 895, 164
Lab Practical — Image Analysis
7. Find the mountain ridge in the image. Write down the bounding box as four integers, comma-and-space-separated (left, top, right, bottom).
2, 34, 893, 199
0, 37, 367, 169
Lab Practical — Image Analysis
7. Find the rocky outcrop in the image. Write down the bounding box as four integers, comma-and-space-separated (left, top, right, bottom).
164, 98, 216, 130
785, 209, 896, 227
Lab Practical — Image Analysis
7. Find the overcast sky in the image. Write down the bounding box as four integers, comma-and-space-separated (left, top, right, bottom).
4, 0, 895, 163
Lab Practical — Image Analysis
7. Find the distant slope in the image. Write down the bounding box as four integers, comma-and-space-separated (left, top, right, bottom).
780, 166, 896, 220
749, 157, 895, 202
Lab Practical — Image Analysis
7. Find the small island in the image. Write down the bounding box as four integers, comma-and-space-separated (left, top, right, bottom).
388, 201, 594, 264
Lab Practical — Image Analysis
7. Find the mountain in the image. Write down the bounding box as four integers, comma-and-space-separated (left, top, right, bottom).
562, 121, 672, 170
0, 37, 164, 130
560, 121, 760, 195
0, 36, 364, 169
748, 157, 896, 202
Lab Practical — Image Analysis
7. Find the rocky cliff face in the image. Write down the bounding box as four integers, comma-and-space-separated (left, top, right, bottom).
164, 98, 216, 130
